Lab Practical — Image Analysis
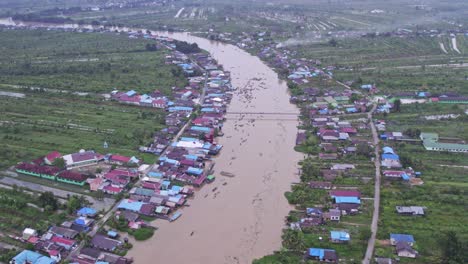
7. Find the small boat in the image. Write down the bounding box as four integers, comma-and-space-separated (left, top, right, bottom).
206, 174, 215, 183
169, 211, 182, 222
220, 171, 235, 177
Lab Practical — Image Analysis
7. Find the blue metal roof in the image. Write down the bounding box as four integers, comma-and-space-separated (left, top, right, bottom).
190, 126, 212, 133
390, 234, 415, 243
180, 137, 199, 142
383, 146, 395, 154
187, 167, 203, 175
335, 196, 361, 204
12, 250, 56, 264
331, 231, 350, 241
382, 153, 400, 160
308, 248, 325, 260
184, 154, 198, 160
77, 207, 96, 216
148, 171, 163, 178
125, 90, 137, 97
168, 106, 193, 112
117, 199, 143, 212
201, 107, 215, 112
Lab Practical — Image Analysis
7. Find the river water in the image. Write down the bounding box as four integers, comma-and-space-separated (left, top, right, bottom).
0, 18, 303, 264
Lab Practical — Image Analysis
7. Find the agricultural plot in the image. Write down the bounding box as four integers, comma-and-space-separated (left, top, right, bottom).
373, 104, 468, 262
0, 29, 185, 169
0, 29, 187, 94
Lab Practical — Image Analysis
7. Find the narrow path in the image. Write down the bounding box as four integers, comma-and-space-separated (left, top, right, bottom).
439, 42, 448, 54
451, 37, 461, 54
363, 104, 381, 264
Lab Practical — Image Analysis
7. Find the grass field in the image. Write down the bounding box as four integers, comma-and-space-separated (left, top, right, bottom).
0, 29, 184, 169
374, 104, 468, 263
0, 29, 187, 94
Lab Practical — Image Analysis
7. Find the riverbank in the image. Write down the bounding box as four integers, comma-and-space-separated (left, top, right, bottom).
127, 31, 303, 264
0, 18, 303, 264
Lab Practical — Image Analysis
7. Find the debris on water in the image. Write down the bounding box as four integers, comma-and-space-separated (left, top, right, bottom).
190, 231, 194, 236
220, 171, 235, 177
212, 187, 218, 192
222, 182, 228, 186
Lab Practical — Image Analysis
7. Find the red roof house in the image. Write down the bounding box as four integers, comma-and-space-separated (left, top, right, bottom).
44, 151, 62, 165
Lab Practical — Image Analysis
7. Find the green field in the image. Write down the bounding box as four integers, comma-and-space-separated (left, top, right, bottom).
0, 29, 187, 94
374, 104, 468, 263
0, 29, 185, 169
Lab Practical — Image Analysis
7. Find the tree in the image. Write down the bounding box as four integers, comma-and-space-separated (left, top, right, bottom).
282, 229, 305, 252
66, 195, 90, 214
439, 231, 467, 264
328, 38, 338, 47
38, 191, 59, 211
393, 99, 401, 112
96, 190, 105, 201
52, 157, 65, 168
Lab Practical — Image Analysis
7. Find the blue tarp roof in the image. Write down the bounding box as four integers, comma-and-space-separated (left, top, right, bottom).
190, 126, 212, 133
390, 234, 415, 243
335, 196, 361, 204
77, 207, 96, 216
346, 107, 358, 113
187, 167, 203, 175
117, 199, 144, 212
401, 173, 410, 181
331, 231, 350, 241
107, 230, 118, 237
382, 153, 400, 160
308, 248, 325, 260
12, 250, 56, 264
383, 146, 395, 154
307, 208, 322, 215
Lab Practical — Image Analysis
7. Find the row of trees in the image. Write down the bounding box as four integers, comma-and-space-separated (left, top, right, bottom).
174, 40, 201, 54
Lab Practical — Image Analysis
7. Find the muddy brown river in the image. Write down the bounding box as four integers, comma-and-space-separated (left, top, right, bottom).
0, 18, 303, 264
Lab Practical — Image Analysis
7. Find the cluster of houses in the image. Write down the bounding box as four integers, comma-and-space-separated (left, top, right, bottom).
11, 207, 131, 264
118, 53, 232, 223
391, 91, 468, 104
294, 115, 373, 262
420, 132, 468, 153
290, 88, 372, 116
15, 150, 141, 191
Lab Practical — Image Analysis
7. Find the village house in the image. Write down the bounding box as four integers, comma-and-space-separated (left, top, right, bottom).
62, 150, 100, 169
10, 250, 56, 264
91, 234, 122, 252
330, 230, 350, 243
309, 181, 332, 189
323, 209, 341, 222
381, 146, 402, 168
396, 206, 425, 216
307, 248, 338, 263
390, 233, 415, 246
420, 132, 468, 153
44, 151, 62, 165
396, 242, 418, 258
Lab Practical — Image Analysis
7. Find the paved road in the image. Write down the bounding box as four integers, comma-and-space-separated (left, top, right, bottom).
363, 104, 381, 264
0, 175, 115, 212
